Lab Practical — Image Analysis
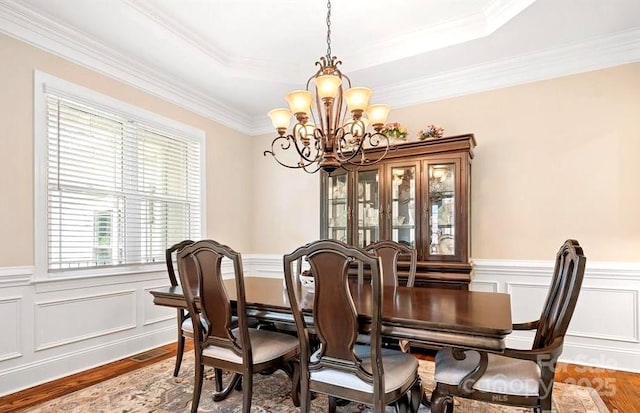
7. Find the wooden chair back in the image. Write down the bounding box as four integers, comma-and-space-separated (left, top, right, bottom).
283, 240, 384, 386
165, 240, 195, 376
365, 240, 417, 287
178, 240, 251, 360
166, 240, 194, 287
533, 239, 586, 350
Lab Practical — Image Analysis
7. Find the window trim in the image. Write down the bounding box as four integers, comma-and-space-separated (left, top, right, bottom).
34, 71, 206, 281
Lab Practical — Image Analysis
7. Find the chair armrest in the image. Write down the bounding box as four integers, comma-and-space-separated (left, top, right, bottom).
512, 320, 539, 330
452, 348, 489, 395
502, 337, 564, 362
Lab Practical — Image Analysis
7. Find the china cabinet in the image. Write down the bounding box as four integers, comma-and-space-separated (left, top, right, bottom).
320, 134, 476, 289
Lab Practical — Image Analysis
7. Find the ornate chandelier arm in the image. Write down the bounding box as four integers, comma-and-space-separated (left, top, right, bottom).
263, 133, 322, 169
335, 130, 394, 167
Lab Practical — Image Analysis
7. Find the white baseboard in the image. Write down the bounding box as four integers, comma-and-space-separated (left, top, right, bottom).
0, 326, 174, 396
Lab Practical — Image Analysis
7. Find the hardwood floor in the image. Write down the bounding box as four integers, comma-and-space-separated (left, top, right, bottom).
1, 342, 638, 412
0, 343, 181, 413
554, 361, 640, 413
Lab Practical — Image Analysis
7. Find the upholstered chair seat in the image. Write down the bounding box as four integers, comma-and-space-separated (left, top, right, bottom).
311, 345, 419, 393
435, 348, 541, 397
181, 318, 193, 336
202, 328, 299, 364
182, 316, 240, 336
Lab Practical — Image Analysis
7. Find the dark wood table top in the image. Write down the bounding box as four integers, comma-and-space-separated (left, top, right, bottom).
151, 277, 512, 351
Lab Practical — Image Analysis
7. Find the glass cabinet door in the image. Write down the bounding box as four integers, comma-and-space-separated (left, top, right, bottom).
326, 172, 348, 243
356, 169, 380, 248
427, 163, 456, 256
390, 166, 417, 248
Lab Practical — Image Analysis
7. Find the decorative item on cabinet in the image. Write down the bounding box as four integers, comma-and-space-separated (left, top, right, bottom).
381, 122, 408, 143
320, 134, 475, 290
418, 124, 445, 140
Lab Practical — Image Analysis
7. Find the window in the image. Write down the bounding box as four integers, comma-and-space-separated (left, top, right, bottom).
35, 72, 204, 276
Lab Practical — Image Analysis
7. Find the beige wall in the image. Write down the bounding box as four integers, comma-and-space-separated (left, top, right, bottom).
0, 33, 253, 267
250, 144, 322, 254
252, 63, 640, 261
2, 31, 639, 264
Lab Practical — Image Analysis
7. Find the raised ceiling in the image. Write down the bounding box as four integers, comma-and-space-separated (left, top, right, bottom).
1, 0, 639, 135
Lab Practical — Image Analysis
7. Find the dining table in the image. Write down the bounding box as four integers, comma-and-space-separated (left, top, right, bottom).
150, 276, 512, 352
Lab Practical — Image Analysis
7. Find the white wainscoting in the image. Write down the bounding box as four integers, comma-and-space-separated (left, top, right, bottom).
472, 259, 640, 373
0, 266, 175, 396
34, 289, 137, 351
0, 296, 22, 362
1, 256, 638, 396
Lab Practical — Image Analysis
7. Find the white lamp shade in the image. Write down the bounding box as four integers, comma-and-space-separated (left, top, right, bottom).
285, 90, 312, 115
268, 108, 292, 129
314, 75, 342, 99
344, 87, 372, 112
366, 104, 391, 125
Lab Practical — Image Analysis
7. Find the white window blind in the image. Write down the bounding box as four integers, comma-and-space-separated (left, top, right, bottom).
45, 94, 202, 271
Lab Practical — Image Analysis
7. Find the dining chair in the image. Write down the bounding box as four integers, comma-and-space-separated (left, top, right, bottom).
178, 239, 299, 413
364, 240, 417, 287
430, 239, 587, 413
361, 240, 417, 352
165, 239, 194, 377
284, 239, 423, 413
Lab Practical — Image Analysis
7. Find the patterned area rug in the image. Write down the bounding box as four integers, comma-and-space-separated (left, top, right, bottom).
21, 356, 608, 412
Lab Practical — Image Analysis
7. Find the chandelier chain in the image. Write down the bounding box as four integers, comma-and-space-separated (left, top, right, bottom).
325, 0, 332, 59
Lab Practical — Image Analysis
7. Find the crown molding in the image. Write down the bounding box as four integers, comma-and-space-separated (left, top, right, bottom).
124, 0, 534, 78
1, 0, 639, 137
240, 26, 640, 136
343, 0, 536, 70
0, 0, 255, 135
376, 27, 640, 110
122, 0, 228, 67
121, 0, 288, 82
484, 0, 536, 29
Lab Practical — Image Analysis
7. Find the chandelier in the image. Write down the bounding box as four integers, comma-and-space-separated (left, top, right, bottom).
264, 0, 392, 173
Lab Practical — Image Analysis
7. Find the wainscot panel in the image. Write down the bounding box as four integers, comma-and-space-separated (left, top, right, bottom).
0, 266, 174, 396
0, 296, 22, 362
473, 258, 640, 373
34, 290, 137, 351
